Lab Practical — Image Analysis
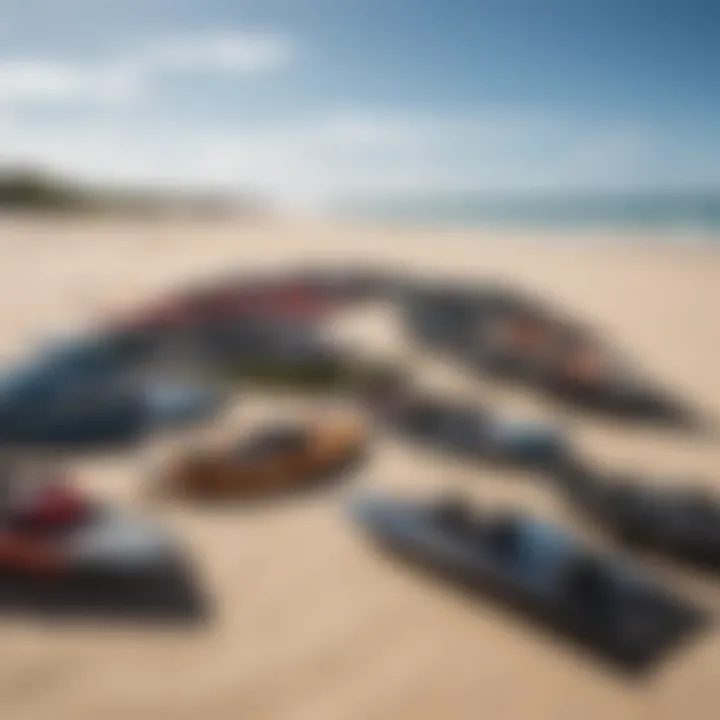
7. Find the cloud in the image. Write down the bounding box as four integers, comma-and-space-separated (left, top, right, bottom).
1, 104, 717, 211
0, 60, 141, 105
0, 30, 294, 107
310, 111, 444, 148
142, 31, 295, 74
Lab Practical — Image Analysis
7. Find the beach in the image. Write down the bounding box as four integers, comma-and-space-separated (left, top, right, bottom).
0, 217, 719, 720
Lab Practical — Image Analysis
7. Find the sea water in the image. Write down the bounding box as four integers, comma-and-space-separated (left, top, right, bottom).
343, 191, 720, 239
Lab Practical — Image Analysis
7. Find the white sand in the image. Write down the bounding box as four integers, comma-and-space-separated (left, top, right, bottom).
0, 217, 719, 720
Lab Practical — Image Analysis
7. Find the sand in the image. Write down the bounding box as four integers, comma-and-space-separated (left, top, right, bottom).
0, 216, 718, 720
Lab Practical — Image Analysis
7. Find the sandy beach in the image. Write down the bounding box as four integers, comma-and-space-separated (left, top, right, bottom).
0, 217, 719, 720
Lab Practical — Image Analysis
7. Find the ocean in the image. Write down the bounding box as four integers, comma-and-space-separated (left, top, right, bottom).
343, 191, 720, 238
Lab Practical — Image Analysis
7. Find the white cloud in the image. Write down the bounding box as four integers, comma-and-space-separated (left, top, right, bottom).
1, 104, 717, 211
0, 30, 294, 107
0, 60, 141, 105
143, 32, 294, 74
311, 111, 443, 148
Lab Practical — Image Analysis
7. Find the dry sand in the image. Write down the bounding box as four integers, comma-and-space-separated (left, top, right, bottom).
0, 217, 718, 720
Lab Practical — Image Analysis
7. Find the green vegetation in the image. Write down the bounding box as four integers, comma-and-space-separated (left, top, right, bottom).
0, 165, 262, 216
0, 167, 90, 211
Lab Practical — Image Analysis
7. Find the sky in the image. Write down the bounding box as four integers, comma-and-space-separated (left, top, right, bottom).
0, 0, 718, 208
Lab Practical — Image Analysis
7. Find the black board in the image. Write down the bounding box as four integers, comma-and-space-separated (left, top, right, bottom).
350, 495, 707, 674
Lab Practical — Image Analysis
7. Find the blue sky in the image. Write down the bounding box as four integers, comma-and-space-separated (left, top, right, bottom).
0, 0, 717, 207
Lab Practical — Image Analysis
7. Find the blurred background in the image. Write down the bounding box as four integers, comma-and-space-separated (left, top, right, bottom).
0, 0, 718, 234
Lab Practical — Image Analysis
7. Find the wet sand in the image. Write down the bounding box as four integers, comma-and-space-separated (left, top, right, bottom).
0, 217, 719, 720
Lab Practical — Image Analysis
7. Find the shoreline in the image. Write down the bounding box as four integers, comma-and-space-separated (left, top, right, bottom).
2, 211, 718, 245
